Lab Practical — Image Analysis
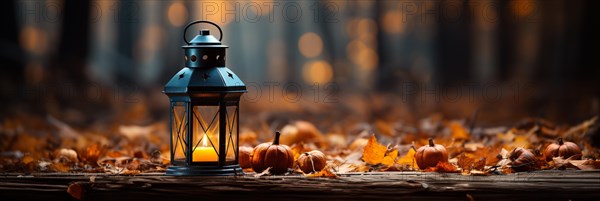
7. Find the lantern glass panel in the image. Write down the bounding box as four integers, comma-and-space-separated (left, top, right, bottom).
192, 105, 220, 162
171, 102, 188, 162
225, 105, 239, 162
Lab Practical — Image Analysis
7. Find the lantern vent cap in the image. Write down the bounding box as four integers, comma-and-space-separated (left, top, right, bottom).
182, 21, 227, 48
188, 30, 221, 45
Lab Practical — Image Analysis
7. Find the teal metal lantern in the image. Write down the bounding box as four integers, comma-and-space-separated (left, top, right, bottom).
163, 21, 246, 176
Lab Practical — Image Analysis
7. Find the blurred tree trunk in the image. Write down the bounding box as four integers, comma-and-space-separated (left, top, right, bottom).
50, 0, 90, 85
434, 1, 473, 86
0, 0, 24, 114
46, 0, 90, 116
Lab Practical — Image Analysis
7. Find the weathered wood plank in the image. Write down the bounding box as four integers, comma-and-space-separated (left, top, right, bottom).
1, 171, 599, 201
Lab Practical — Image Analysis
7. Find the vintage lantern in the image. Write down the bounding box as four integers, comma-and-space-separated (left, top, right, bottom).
163, 21, 246, 176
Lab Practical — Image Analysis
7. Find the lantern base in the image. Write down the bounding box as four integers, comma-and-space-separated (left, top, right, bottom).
166, 164, 244, 176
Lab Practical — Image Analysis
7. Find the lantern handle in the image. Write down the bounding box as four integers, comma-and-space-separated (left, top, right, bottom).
183, 20, 223, 45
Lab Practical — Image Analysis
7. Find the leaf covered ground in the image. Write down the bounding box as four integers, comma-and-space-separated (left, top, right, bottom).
1, 114, 600, 176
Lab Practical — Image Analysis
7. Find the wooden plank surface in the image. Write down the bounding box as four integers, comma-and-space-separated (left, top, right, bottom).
1, 171, 599, 201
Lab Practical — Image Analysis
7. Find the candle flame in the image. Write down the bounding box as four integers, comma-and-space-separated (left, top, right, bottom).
202, 133, 209, 147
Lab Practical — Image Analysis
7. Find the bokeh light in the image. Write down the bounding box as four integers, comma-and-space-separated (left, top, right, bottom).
298, 32, 323, 58
512, 0, 535, 17
19, 26, 47, 54
167, 1, 188, 27
381, 10, 405, 34
356, 19, 377, 37
302, 60, 333, 84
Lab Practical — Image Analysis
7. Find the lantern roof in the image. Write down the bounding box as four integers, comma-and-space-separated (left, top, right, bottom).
165, 21, 246, 96
183, 29, 228, 48
163, 66, 246, 95
190, 30, 220, 44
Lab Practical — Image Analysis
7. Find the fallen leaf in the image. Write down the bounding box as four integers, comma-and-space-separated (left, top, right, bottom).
119, 125, 153, 140
381, 149, 398, 167
21, 155, 34, 164
67, 183, 83, 200
464, 142, 484, 152
51, 163, 72, 172
497, 130, 516, 143
361, 134, 387, 165
473, 157, 486, 170
512, 135, 529, 149
457, 153, 475, 172
424, 161, 458, 173
495, 148, 511, 168
80, 144, 102, 165
435, 161, 459, 173
552, 155, 600, 170
254, 167, 272, 177
449, 121, 469, 140
570, 160, 600, 170
55, 148, 79, 163
349, 137, 369, 151
305, 166, 339, 178
334, 163, 357, 174
396, 147, 419, 170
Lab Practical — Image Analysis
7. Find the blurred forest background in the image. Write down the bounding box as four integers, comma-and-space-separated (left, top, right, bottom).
1, 0, 599, 129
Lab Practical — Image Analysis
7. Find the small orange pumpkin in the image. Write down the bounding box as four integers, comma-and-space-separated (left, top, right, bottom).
238, 146, 253, 169
297, 150, 327, 173
280, 121, 326, 147
251, 131, 294, 174
415, 138, 448, 170
543, 138, 582, 161
509, 147, 537, 172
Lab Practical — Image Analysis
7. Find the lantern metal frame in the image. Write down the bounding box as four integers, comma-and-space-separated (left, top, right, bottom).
163, 21, 246, 176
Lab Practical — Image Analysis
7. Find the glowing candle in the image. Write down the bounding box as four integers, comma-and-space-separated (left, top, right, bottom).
193, 134, 218, 162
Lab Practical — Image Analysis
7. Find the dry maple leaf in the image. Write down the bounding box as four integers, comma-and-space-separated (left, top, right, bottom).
551, 155, 600, 170
449, 121, 469, 140
512, 135, 529, 149
334, 163, 357, 174
569, 160, 600, 170
361, 134, 387, 165
424, 161, 458, 173
436, 161, 459, 173
473, 157, 486, 171
254, 167, 272, 177
305, 165, 339, 178
457, 153, 475, 172
396, 146, 419, 170
381, 149, 398, 167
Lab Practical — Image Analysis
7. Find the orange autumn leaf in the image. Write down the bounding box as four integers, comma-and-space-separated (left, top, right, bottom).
361, 134, 387, 165
397, 147, 419, 170
512, 135, 529, 149
305, 166, 339, 178
290, 143, 307, 160
449, 121, 469, 140
424, 161, 459, 173
569, 160, 600, 170
457, 153, 475, 172
381, 149, 398, 167
473, 157, 486, 171
21, 155, 35, 164
497, 130, 515, 143
67, 183, 83, 200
